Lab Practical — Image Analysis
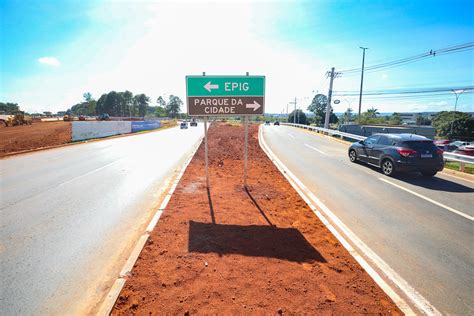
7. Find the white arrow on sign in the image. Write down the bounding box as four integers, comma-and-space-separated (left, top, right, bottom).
246, 101, 262, 111
204, 81, 219, 92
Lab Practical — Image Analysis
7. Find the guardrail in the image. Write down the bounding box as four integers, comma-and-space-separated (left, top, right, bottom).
282, 122, 474, 172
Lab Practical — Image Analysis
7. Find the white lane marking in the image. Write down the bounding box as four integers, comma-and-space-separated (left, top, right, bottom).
287, 133, 295, 139
260, 126, 439, 315
59, 159, 124, 187
379, 177, 473, 221
304, 143, 328, 156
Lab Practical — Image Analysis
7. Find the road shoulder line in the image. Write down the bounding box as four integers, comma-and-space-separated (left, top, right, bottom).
260, 125, 440, 316
97, 133, 204, 316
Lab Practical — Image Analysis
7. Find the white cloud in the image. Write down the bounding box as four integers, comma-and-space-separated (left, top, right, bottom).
38, 57, 61, 66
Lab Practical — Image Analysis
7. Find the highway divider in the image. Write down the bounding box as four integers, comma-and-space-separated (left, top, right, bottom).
72, 120, 165, 141
131, 120, 161, 133
282, 122, 474, 171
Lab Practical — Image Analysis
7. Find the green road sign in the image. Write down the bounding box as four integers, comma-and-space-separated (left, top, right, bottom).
186, 75, 265, 116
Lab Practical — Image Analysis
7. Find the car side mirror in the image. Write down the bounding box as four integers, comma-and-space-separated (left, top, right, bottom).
359, 140, 365, 145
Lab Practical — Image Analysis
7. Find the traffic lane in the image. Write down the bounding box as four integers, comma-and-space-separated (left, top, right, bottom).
0, 125, 204, 315
279, 125, 473, 216
263, 125, 474, 315
1, 126, 193, 208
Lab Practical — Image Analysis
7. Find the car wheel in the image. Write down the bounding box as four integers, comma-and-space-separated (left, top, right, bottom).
349, 149, 357, 162
382, 159, 395, 176
421, 170, 437, 177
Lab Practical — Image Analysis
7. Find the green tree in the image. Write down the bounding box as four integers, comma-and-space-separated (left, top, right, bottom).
133, 94, 150, 117
366, 107, 379, 118
83, 92, 93, 102
416, 114, 432, 126
432, 111, 473, 138
389, 112, 402, 125
166, 95, 183, 118
157, 96, 166, 107
341, 108, 354, 124
288, 109, 307, 125
96, 94, 107, 115
121, 90, 133, 117
0, 102, 20, 113
307, 93, 337, 124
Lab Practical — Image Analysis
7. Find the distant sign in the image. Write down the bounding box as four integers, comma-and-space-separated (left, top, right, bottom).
186, 76, 265, 116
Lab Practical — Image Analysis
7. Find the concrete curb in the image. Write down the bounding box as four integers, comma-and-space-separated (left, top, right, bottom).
0, 122, 177, 159
259, 125, 436, 315
96, 133, 204, 316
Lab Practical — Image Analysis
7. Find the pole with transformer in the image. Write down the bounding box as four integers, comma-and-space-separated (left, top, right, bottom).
324, 67, 340, 129
357, 47, 368, 124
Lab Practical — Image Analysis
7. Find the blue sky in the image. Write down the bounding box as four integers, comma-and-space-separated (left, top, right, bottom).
1, 0, 473, 114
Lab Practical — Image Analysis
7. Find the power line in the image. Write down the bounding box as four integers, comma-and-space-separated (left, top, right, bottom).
334, 85, 474, 97
338, 42, 474, 75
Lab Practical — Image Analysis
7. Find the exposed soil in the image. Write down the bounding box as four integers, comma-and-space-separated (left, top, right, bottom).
112, 123, 402, 315
0, 122, 71, 157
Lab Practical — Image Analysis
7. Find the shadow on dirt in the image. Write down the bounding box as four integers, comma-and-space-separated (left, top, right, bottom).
188, 220, 326, 263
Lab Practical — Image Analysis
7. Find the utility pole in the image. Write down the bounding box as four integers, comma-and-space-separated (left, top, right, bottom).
325, 67, 340, 129
450, 89, 465, 137
289, 97, 297, 124
358, 47, 368, 124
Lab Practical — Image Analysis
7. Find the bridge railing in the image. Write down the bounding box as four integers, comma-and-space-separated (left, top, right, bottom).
281, 123, 474, 171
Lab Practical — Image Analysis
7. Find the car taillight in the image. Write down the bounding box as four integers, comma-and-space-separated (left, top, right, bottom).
436, 149, 443, 156
397, 149, 417, 157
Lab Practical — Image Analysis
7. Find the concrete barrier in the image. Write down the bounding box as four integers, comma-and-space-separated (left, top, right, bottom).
131, 121, 161, 133
72, 121, 131, 141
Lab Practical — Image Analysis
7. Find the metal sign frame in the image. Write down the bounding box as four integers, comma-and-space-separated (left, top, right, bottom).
196, 72, 258, 191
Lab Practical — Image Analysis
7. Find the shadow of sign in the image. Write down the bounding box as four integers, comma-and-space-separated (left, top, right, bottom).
188, 221, 326, 263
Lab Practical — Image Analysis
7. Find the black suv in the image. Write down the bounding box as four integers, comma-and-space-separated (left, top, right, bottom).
348, 133, 444, 177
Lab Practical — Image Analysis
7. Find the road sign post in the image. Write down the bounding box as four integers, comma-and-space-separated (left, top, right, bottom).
187, 74, 265, 189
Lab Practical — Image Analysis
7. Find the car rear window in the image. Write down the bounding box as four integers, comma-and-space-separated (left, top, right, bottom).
402, 141, 437, 151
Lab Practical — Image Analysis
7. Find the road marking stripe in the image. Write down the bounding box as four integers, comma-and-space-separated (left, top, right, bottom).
260, 126, 439, 315
59, 159, 124, 187
287, 133, 295, 139
379, 178, 473, 221
304, 143, 328, 156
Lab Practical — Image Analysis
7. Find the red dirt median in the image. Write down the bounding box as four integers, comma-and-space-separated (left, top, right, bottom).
112, 123, 402, 315
0, 122, 71, 156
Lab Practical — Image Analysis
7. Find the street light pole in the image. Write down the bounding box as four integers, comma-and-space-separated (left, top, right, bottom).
450, 89, 465, 137
358, 47, 368, 124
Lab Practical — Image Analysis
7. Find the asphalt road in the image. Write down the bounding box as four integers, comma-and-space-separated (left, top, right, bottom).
0, 124, 203, 315
262, 124, 473, 315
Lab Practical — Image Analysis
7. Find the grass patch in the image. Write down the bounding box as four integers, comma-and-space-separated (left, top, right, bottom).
445, 161, 474, 174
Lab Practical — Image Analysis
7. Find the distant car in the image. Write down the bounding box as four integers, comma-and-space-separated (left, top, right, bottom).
180, 122, 188, 129
453, 146, 474, 157
348, 133, 444, 177
265, 121, 270, 125
190, 119, 197, 127
78, 115, 86, 121
97, 113, 110, 121
274, 121, 280, 126
446, 140, 473, 152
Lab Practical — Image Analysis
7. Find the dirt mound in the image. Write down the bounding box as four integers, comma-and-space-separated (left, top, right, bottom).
0, 122, 71, 156
112, 123, 401, 315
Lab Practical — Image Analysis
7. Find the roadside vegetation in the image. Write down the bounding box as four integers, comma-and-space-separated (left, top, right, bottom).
444, 161, 474, 174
